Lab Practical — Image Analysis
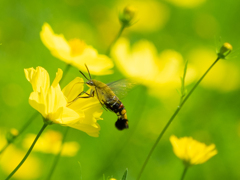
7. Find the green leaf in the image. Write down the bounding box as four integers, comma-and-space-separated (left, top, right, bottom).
121, 169, 128, 180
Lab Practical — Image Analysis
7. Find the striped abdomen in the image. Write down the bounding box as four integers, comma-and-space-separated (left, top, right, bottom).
105, 99, 128, 130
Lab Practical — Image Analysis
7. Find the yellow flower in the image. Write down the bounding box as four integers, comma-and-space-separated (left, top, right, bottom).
111, 38, 195, 98
0, 145, 41, 179
170, 135, 217, 165
40, 23, 114, 75
165, 0, 206, 8
23, 130, 80, 156
25, 66, 103, 137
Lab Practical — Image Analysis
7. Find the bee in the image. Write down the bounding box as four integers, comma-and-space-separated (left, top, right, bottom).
74, 65, 135, 130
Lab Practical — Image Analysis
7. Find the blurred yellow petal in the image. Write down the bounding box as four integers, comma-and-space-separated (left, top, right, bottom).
23, 130, 80, 156
40, 23, 114, 75
112, 38, 193, 98
0, 146, 41, 179
165, 0, 206, 8
170, 135, 217, 165
40, 23, 71, 63
62, 142, 80, 156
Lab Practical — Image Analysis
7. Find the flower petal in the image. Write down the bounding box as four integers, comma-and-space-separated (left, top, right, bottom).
52, 68, 63, 88
24, 67, 50, 94
40, 23, 72, 64
62, 77, 84, 103
28, 91, 47, 118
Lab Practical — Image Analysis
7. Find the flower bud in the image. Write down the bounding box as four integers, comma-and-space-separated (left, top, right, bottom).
6, 128, 19, 143
217, 42, 232, 59
119, 6, 137, 27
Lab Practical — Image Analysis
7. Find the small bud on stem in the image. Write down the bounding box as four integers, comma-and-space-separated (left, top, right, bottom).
6, 128, 19, 143
119, 5, 137, 27
217, 42, 232, 59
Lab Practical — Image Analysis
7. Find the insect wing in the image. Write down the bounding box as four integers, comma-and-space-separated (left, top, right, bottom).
107, 79, 137, 99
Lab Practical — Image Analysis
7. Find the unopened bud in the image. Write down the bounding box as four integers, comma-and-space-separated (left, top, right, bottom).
6, 128, 19, 143
217, 42, 232, 59
119, 6, 137, 27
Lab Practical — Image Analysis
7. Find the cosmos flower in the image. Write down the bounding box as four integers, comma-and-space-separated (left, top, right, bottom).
23, 130, 79, 156
40, 23, 114, 75
111, 38, 195, 97
0, 145, 41, 179
170, 135, 217, 165
25, 66, 103, 137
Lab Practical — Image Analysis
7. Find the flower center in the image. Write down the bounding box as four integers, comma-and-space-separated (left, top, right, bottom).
68, 39, 86, 56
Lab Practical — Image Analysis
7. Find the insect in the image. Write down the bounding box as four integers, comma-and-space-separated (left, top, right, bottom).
74, 65, 135, 130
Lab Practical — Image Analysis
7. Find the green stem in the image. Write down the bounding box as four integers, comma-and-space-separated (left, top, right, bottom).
0, 143, 9, 155
0, 112, 39, 155
60, 64, 71, 83
46, 127, 70, 180
136, 57, 220, 180
180, 166, 189, 180
5, 123, 48, 180
106, 24, 126, 55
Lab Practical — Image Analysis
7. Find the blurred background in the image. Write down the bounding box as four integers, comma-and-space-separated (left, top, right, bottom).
1, 0, 240, 179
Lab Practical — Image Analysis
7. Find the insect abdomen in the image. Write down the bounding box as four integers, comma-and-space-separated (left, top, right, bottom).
106, 100, 128, 130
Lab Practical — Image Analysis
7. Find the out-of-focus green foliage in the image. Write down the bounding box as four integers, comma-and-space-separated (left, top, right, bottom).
1, 0, 240, 179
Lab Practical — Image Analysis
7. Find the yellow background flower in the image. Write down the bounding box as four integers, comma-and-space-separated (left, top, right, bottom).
170, 135, 217, 165
40, 23, 114, 75
23, 130, 80, 156
0, 145, 41, 179
111, 38, 195, 98
25, 67, 103, 137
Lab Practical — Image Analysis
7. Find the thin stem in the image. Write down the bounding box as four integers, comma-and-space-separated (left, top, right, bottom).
106, 24, 126, 55
0, 112, 39, 155
5, 123, 48, 180
136, 57, 220, 180
46, 127, 70, 180
60, 64, 71, 83
0, 143, 9, 155
180, 166, 189, 180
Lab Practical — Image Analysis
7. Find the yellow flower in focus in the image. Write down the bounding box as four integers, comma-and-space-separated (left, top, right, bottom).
0, 145, 41, 179
111, 38, 195, 98
40, 23, 114, 75
25, 66, 103, 137
170, 135, 217, 165
23, 130, 79, 156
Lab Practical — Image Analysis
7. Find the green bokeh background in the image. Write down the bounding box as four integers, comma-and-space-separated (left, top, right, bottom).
1, 0, 240, 179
